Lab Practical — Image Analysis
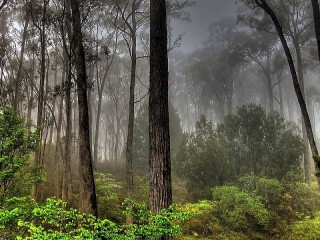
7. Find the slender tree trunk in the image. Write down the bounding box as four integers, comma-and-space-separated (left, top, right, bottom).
256, 0, 320, 176
55, 85, 63, 199
149, 0, 172, 218
266, 54, 274, 114
33, 0, 48, 200
294, 39, 314, 183
14, 14, 30, 111
70, 0, 97, 216
93, 90, 102, 167
0, 0, 8, 12
27, 52, 35, 131
62, 45, 73, 202
126, 1, 137, 202
61, 0, 73, 202
311, 0, 320, 62
104, 125, 108, 161
48, 47, 59, 146
87, 65, 94, 160
278, 77, 284, 118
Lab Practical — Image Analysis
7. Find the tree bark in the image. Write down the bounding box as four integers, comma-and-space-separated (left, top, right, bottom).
14, 14, 30, 111
126, 0, 137, 202
256, 0, 320, 172
311, 0, 320, 62
33, 0, 48, 200
293, 38, 314, 183
266, 53, 274, 114
70, 0, 97, 216
62, 43, 73, 203
149, 0, 172, 217
0, 0, 8, 12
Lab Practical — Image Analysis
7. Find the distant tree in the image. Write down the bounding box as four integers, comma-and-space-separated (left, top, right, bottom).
174, 115, 230, 200
112, 0, 147, 198
219, 104, 303, 179
176, 104, 303, 200
70, 0, 97, 216
242, 0, 320, 182
149, 0, 172, 216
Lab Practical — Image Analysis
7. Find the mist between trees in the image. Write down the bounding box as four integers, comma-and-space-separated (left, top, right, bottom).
1, 0, 320, 239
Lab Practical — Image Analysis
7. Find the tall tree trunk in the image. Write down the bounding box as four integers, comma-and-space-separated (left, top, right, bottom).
27, 51, 35, 131
311, 0, 320, 62
70, 0, 97, 216
294, 39, 314, 183
62, 45, 73, 202
93, 88, 102, 167
266, 53, 274, 114
126, 0, 137, 202
256, 0, 320, 177
104, 125, 108, 161
14, 14, 30, 111
61, 0, 73, 203
48, 46, 59, 146
33, 0, 48, 200
278, 76, 284, 118
149, 0, 172, 217
55, 85, 63, 199
87, 65, 94, 160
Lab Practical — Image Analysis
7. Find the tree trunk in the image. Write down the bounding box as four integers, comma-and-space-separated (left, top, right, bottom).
149, 0, 172, 217
62, 38, 73, 202
70, 0, 97, 216
0, 0, 8, 12
294, 38, 314, 183
277, 72, 284, 118
256, 0, 320, 175
14, 14, 30, 111
266, 53, 274, 114
311, 0, 320, 62
126, 0, 137, 202
93, 87, 102, 167
33, 0, 48, 200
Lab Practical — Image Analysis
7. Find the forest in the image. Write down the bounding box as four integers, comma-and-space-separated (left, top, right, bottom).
2, 0, 320, 239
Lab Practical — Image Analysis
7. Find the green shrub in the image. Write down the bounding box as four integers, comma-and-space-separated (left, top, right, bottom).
0, 198, 193, 239
0, 108, 44, 204
179, 200, 253, 240
95, 172, 125, 223
211, 186, 269, 234
177, 201, 215, 236
0, 197, 37, 239
284, 212, 320, 240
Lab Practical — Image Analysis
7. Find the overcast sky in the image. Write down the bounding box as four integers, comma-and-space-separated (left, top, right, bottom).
172, 0, 238, 51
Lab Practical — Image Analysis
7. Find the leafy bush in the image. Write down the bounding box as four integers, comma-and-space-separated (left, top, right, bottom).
0, 197, 37, 239
284, 213, 320, 240
179, 201, 217, 236
174, 115, 230, 200
0, 108, 44, 205
179, 200, 258, 240
95, 172, 125, 222
175, 105, 303, 201
0, 197, 194, 239
211, 186, 269, 234
235, 173, 320, 238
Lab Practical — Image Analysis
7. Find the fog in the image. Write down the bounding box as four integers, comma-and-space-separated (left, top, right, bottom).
172, 0, 238, 51
1, 1, 320, 238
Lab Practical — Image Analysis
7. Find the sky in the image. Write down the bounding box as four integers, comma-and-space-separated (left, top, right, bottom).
172, 0, 238, 51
